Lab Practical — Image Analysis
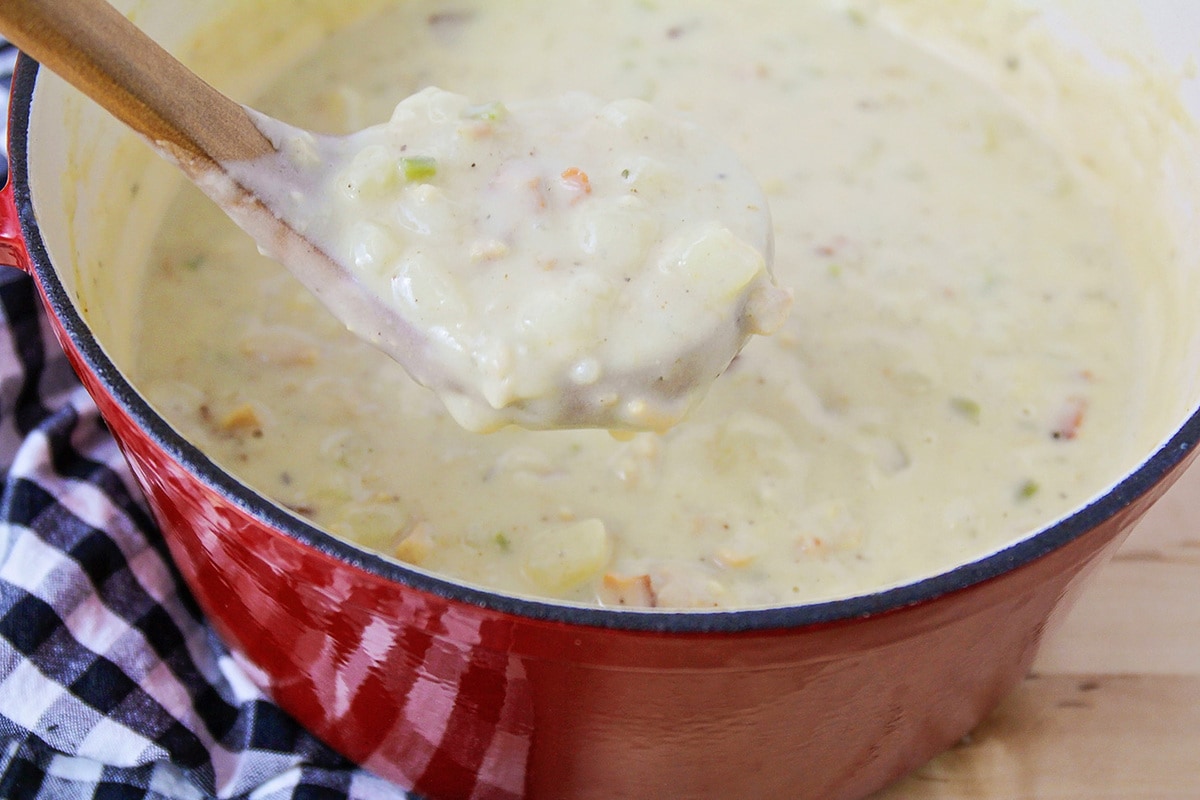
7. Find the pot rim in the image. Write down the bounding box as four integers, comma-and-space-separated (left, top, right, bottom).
10, 55, 1199, 634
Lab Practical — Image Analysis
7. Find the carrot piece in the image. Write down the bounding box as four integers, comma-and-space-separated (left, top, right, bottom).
1052, 396, 1088, 440
560, 167, 592, 200
601, 572, 657, 607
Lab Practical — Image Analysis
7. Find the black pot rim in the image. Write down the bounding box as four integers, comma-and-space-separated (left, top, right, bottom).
9, 54, 1199, 635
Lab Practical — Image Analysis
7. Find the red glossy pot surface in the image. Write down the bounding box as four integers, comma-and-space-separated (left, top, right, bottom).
2, 74, 1196, 800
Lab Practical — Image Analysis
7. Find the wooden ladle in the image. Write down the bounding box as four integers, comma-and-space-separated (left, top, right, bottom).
0, 0, 432, 369
0, 0, 273, 166
0, 0, 788, 433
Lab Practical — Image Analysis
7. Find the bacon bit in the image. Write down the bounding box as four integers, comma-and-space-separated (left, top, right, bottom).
715, 547, 756, 569
459, 120, 495, 141
814, 235, 850, 257
219, 403, 263, 437
527, 177, 548, 210
470, 239, 510, 263
1052, 396, 1088, 441
601, 572, 658, 607
794, 535, 828, 556
560, 167, 592, 202
283, 503, 317, 518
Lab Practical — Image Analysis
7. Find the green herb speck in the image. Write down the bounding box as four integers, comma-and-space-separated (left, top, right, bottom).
401, 156, 438, 182
464, 101, 509, 122
950, 396, 981, 423
1016, 479, 1039, 500
494, 532, 511, 551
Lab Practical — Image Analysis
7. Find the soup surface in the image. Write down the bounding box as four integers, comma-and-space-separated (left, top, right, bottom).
131, 0, 1147, 608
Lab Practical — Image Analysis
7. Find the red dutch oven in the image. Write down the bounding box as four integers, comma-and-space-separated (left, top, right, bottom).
2, 12, 1199, 800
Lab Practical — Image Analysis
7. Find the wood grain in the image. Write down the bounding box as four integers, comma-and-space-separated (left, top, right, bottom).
871, 460, 1200, 798
0, 0, 272, 164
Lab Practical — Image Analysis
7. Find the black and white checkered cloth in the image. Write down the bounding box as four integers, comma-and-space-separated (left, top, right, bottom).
0, 44, 414, 800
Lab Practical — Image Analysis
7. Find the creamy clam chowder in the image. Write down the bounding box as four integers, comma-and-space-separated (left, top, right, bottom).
229, 88, 788, 433
131, 0, 1149, 608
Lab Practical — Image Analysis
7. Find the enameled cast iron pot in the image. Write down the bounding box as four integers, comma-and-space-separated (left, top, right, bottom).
3, 2, 1199, 798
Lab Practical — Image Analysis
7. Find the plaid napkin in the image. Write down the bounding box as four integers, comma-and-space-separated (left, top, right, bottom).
0, 47, 415, 800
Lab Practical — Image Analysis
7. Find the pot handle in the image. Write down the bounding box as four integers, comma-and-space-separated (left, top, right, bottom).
1, 39, 28, 273
0, 180, 29, 273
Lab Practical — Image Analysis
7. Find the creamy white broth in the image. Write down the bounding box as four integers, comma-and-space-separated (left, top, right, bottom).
130, 0, 1147, 608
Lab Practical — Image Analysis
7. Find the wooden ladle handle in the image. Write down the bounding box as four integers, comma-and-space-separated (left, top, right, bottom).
0, 0, 274, 164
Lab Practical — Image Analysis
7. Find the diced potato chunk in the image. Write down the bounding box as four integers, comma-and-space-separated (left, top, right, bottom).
672, 224, 766, 303
341, 144, 402, 198
523, 518, 611, 593
392, 252, 470, 328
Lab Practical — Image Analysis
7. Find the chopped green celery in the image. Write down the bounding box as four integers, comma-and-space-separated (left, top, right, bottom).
950, 396, 981, 422
401, 156, 438, 182
464, 101, 509, 122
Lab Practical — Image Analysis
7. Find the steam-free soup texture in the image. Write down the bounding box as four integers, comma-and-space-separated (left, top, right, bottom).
132, 0, 1144, 608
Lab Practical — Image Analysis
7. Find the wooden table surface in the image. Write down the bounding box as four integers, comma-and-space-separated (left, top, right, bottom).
869, 458, 1200, 799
